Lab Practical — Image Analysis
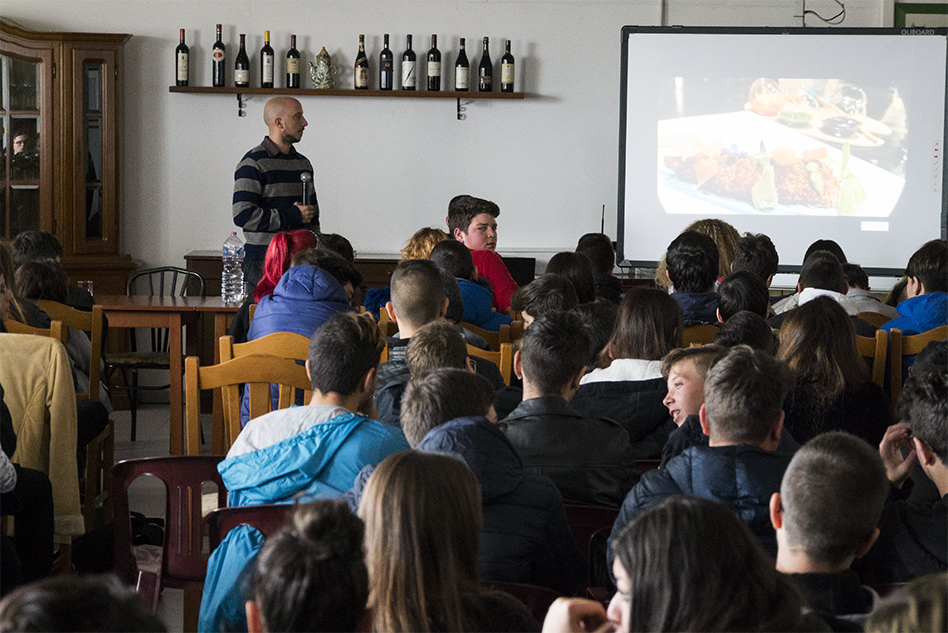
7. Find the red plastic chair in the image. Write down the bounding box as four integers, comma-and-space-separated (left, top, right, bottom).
206, 504, 293, 551
110, 456, 226, 632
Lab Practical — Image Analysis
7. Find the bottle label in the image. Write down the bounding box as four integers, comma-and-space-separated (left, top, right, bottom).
402, 61, 415, 87
480, 75, 492, 89
456, 67, 469, 90
428, 61, 441, 77
287, 58, 300, 73
235, 69, 249, 83
355, 67, 369, 88
501, 63, 514, 84
176, 53, 188, 80
381, 59, 393, 71
212, 46, 225, 62
262, 56, 274, 82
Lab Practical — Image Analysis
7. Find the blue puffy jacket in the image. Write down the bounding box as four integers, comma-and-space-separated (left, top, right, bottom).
459, 279, 513, 331
240, 265, 353, 426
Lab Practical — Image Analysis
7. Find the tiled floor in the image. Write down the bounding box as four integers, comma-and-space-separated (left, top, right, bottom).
111, 403, 214, 632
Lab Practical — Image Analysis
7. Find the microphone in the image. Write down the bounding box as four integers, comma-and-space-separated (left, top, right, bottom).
300, 172, 312, 206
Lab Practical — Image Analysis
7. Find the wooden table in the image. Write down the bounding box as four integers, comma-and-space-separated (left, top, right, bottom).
97, 295, 239, 455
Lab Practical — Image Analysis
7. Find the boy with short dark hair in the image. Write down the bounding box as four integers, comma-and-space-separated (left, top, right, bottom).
11, 230, 93, 309
713, 311, 778, 353
445, 195, 518, 311
771, 432, 889, 629
717, 271, 771, 322
843, 263, 900, 320
429, 239, 512, 331
881, 239, 948, 336
731, 233, 779, 288
509, 273, 579, 328
501, 311, 636, 506
576, 233, 622, 304
665, 231, 719, 326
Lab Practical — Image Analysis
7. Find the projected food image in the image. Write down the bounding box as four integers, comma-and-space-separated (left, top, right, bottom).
657, 78, 907, 217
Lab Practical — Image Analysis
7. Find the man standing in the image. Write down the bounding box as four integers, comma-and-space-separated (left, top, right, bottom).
233, 97, 318, 288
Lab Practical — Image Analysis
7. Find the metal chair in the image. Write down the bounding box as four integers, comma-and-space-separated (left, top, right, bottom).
104, 267, 206, 441
110, 456, 226, 632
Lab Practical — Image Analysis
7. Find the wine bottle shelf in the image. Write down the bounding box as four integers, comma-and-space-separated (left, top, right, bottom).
169, 86, 524, 99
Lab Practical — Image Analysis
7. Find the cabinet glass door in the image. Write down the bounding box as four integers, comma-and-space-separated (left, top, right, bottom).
0, 47, 51, 241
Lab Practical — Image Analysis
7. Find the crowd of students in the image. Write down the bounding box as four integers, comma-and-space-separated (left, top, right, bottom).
0, 200, 946, 632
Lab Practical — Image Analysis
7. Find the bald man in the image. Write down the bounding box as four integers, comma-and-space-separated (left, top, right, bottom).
233, 97, 319, 288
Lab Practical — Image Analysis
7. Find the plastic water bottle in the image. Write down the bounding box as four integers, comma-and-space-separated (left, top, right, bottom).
222, 231, 246, 303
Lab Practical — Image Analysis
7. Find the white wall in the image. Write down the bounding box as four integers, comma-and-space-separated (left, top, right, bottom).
4, 0, 890, 268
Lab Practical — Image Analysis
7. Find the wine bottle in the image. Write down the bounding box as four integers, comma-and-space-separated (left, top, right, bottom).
235, 34, 250, 88
501, 40, 515, 92
455, 38, 469, 91
379, 34, 394, 90
478, 37, 492, 92
261, 30, 274, 88
401, 35, 416, 90
212, 24, 226, 87
286, 34, 300, 88
427, 34, 441, 91
175, 29, 189, 86
354, 34, 369, 90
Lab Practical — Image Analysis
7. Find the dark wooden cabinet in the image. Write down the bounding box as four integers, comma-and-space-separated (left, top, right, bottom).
1, 21, 136, 294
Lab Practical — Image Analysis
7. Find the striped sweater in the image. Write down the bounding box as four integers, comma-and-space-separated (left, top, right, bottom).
232, 136, 318, 259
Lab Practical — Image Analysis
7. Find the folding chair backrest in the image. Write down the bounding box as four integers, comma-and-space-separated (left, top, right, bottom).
467, 342, 513, 386
185, 354, 311, 456
855, 329, 888, 389
34, 301, 104, 401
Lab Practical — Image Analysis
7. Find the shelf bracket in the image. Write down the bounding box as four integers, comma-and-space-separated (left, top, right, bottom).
457, 98, 470, 121
237, 93, 246, 117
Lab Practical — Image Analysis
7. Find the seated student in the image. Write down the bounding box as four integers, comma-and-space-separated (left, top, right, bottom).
545, 252, 596, 304
843, 263, 900, 321
544, 496, 818, 633
772, 432, 890, 631
360, 451, 537, 632
380, 259, 504, 393
665, 230, 720, 326
609, 345, 797, 565
500, 311, 636, 506
731, 232, 780, 291
713, 310, 778, 354
773, 239, 849, 315
779, 296, 892, 447
374, 319, 472, 427
716, 271, 771, 322
227, 229, 317, 345
200, 313, 408, 633
428, 239, 512, 331
363, 227, 449, 319
864, 572, 948, 633
571, 287, 679, 459
881, 239, 948, 337
0, 246, 46, 328
509, 273, 579, 328
0, 574, 166, 632
768, 250, 878, 337
11, 230, 93, 309
855, 365, 948, 584
245, 500, 371, 633
575, 232, 622, 305
571, 298, 618, 372
654, 218, 741, 291
446, 195, 519, 312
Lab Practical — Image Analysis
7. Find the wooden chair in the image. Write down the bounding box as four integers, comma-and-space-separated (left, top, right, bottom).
509, 319, 525, 342
184, 354, 311, 456
858, 311, 893, 329
378, 308, 398, 337
459, 321, 511, 351
111, 456, 226, 632
889, 325, 948, 406
3, 318, 65, 342
855, 329, 888, 389
33, 301, 115, 532
219, 331, 310, 363
467, 342, 514, 386
682, 324, 719, 347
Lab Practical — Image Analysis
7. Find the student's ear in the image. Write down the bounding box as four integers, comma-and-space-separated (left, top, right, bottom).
465, 356, 475, 373
730, 261, 735, 273
698, 403, 711, 437
385, 301, 397, 323
769, 492, 783, 530
853, 528, 880, 560
513, 349, 523, 379
716, 308, 724, 324
246, 600, 264, 633
796, 282, 804, 294
360, 367, 378, 395
438, 297, 449, 318
304, 359, 312, 382
765, 273, 774, 287
913, 436, 938, 467
769, 410, 785, 445
453, 227, 467, 244
841, 281, 850, 294
665, 269, 672, 283
568, 367, 585, 393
